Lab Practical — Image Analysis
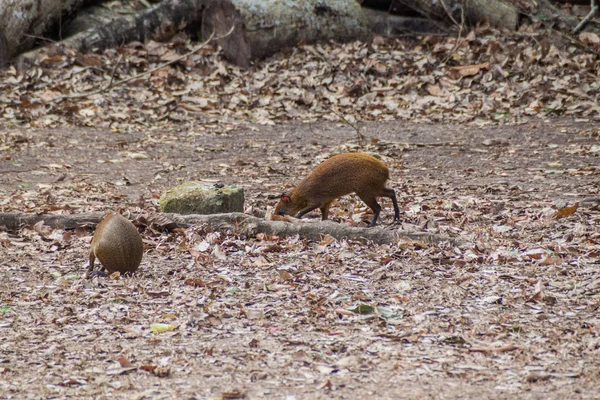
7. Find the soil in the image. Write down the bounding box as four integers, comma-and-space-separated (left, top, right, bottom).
1, 118, 600, 399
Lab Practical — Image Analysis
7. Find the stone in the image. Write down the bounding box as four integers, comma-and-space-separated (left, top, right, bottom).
159, 183, 244, 214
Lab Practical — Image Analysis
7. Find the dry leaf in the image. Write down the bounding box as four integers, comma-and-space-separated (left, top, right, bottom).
553, 202, 579, 219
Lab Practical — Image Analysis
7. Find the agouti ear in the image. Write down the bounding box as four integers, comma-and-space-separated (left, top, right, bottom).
281, 194, 291, 203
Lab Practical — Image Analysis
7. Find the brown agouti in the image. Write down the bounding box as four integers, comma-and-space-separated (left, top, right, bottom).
274, 152, 400, 226
89, 212, 143, 275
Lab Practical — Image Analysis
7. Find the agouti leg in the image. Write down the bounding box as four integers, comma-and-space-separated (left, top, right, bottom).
89, 251, 96, 271
357, 193, 382, 227
381, 188, 400, 223
295, 204, 319, 219
320, 203, 332, 220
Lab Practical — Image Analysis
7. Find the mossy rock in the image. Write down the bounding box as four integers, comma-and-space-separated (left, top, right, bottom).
160, 183, 244, 214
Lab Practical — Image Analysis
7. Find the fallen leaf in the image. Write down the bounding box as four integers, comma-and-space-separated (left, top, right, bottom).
553, 202, 579, 219
150, 323, 177, 333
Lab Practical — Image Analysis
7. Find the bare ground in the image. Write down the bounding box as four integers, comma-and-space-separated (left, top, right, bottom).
1, 118, 600, 399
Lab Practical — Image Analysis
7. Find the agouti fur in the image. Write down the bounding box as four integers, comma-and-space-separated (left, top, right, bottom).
274, 152, 400, 226
89, 212, 143, 275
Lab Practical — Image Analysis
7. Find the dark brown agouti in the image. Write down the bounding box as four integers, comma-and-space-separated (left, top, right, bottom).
274, 153, 400, 226
89, 212, 143, 275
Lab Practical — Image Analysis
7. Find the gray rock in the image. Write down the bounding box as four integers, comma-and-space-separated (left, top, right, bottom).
159, 183, 244, 214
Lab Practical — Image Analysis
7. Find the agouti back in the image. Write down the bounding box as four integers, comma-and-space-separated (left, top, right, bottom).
274, 152, 400, 226
89, 212, 143, 275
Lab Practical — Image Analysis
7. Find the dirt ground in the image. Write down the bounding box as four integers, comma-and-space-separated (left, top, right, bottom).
1, 118, 600, 399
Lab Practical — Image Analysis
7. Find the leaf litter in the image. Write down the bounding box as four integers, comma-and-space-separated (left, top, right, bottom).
0, 23, 600, 399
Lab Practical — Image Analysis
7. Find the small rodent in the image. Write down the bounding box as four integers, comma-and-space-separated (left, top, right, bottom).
89, 212, 143, 275
274, 152, 400, 226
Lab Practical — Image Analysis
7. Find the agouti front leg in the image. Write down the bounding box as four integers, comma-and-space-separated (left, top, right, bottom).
295, 204, 320, 219
320, 202, 332, 220
381, 188, 400, 223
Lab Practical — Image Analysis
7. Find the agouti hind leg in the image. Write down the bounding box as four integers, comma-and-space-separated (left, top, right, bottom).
89, 251, 96, 271
358, 193, 382, 227
381, 188, 400, 223
87, 251, 107, 277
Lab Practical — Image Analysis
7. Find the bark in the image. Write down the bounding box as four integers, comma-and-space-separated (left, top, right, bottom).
533, 0, 581, 30
0, 212, 453, 245
467, 0, 519, 29
0, 0, 95, 65
395, 0, 519, 30
363, 8, 450, 36
201, 0, 250, 67
228, 0, 371, 61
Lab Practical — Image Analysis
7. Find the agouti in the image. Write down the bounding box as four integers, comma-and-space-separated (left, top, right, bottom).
89, 212, 143, 275
274, 152, 400, 226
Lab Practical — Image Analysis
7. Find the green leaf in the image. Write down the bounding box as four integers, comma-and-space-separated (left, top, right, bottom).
350, 304, 374, 314
0, 306, 11, 313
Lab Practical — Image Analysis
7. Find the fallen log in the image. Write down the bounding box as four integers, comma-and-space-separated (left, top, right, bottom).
15, 0, 370, 69
0, 212, 453, 245
0, 0, 95, 65
16, 0, 239, 68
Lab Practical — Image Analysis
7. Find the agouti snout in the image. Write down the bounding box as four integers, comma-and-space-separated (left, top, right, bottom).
89, 212, 143, 275
274, 152, 400, 226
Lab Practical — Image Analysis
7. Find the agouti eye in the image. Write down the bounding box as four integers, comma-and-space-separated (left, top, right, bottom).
278, 210, 285, 216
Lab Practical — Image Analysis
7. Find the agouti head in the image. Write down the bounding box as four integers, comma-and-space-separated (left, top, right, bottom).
274, 152, 400, 226
89, 211, 143, 275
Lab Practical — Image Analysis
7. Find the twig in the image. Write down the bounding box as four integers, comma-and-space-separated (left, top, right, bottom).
322, 104, 365, 147
439, 0, 460, 27
468, 344, 521, 353
106, 53, 124, 89
573, 0, 598, 34
440, 6, 465, 67
23, 34, 58, 45
51, 26, 232, 102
